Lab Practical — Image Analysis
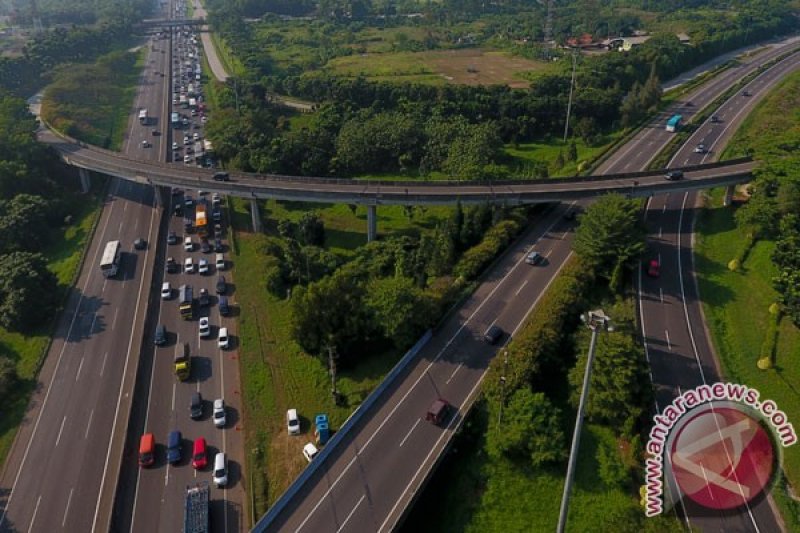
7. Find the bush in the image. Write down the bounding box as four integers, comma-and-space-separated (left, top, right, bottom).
453, 218, 523, 281
758, 306, 781, 368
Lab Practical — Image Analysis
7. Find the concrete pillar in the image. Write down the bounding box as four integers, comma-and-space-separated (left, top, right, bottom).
250, 198, 262, 233
79, 168, 91, 193
367, 205, 377, 242
723, 184, 735, 207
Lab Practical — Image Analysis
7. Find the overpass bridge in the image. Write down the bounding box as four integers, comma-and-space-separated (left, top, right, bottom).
139, 18, 205, 27
39, 126, 755, 240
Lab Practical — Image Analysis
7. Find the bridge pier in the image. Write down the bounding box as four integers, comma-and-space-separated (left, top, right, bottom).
723, 184, 735, 207
78, 168, 91, 193
250, 198, 263, 233
367, 205, 377, 242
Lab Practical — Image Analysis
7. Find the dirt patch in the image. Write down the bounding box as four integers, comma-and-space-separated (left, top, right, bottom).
423, 49, 539, 88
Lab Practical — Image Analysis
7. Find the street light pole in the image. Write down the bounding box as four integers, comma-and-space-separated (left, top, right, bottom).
557, 310, 611, 533
563, 49, 578, 143
497, 350, 509, 427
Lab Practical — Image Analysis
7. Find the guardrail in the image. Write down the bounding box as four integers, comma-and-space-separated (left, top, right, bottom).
252, 329, 433, 532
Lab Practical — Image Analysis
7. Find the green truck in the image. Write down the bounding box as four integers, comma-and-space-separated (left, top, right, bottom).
174, 342, 192, 381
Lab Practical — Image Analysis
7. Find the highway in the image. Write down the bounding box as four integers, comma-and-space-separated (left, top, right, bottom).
632, 39, 800, 532
0, 18, 169, 533
255, 38, 800, 533
112, 5, 247, 530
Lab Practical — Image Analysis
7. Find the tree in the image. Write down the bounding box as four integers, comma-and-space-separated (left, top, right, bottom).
486, 388, 567, 468
0, 356, 16, 398
297, 212, 325, 246
568, 331, 651, 428
0, 194, 51, 253
364, 276, 436, 347
597, 440, 630, 488
573, 194, 646, 288
0, 252, 59, 331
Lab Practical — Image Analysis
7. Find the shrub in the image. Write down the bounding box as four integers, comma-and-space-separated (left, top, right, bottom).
453, 218, 523, 281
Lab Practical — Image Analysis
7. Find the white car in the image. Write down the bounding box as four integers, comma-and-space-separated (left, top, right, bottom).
193, 132, 200, 141
303, 443, 319, 462
287, 409, 300, 435
183, 154, 192, 164
213, 452, 228, 487
184, 256, 195, 273
218, 327, 229, 349
201, 116, 208, 124
141, 140, 149, 148
199, 316, 210, 338
172, 141, 179, 150
198, 258, 209, 274
213, 398, 226, 427
184, 136, 191, 145
184, 236, 193, 251
160, 281, 171, 299
694, 144, 707, 154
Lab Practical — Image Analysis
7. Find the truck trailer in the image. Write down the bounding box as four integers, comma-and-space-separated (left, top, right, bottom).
184, 482, 209, 533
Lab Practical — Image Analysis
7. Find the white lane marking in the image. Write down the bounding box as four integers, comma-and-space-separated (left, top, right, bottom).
171, 382, 176, 412
27, 496, 41, 533
658, 227, 663, 238
85, 409, 94, 439
118, 220, 123, 234
76, 357, 84, 381
112, 308, 119, 331
100, 351, 108, 377
399, 419, 421, 448
62, 487, 74, 527
88, 312, 97, 335
665, 330, 672, 351
515, 280, 528, 296
294, 214, 567, 533
165, 463, 170, 487
336, 494, 365, 533
133, 218, 139, 232
94, 191, 159, 533
102, 279, 107, 294
55, 416, 67, 447
445, 363, 461, 385
660, 288, 664, 304
662, 203, 667, 213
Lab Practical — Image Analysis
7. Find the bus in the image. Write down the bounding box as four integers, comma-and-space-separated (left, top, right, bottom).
100, 240, 122, 278
666, 114, 682, 132
179, 284, 194, 319
138, 109, 148, 125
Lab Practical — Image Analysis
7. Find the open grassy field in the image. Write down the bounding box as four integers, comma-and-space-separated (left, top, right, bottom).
325, 48, 555, 87
230, 197, 455, 518
41, 48, 144, 150
0, 185, 103, 468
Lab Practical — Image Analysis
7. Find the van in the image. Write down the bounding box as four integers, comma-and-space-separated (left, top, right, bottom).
166, 430, 182, 464
215, 253, 225, 270
213, 452, 228, 487
139, 433, 155, 467
218, 296, 230, 317
426, 398, 450, 426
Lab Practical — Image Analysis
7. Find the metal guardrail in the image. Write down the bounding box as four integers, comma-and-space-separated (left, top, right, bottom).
252, 330, 433, 532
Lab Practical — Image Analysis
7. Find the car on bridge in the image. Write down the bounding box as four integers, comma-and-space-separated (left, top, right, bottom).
665, 170, 684, 181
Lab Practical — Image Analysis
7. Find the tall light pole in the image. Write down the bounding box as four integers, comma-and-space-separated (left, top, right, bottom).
563, 49, 578, 143
497, 350, 509, 427
557, 309, 612, 533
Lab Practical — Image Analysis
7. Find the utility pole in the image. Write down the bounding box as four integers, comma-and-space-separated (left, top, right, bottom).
557, 310, 612, 533
497, 350, 509, 427
563, 50, 578, 143
327, 343, 338, 401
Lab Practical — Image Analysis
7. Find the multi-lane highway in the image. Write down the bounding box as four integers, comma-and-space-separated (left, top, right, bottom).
632, 40, 800, 532
256, 37, 800, 532
112, 4, 247, 530
0, 16, 170, 533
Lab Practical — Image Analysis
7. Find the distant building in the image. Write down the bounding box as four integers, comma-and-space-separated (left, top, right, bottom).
565, 33, 602, 49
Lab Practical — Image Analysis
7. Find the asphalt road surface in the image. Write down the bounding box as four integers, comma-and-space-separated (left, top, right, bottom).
112, 4, 247, 532
634, 45, 800, 533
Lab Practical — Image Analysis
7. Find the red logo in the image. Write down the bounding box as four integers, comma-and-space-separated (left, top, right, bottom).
670, 407, 775, 510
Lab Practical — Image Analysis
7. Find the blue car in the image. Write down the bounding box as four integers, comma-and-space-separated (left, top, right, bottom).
166, 430, 182, 464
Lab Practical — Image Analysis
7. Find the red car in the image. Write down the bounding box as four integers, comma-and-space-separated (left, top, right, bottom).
647, 259, 660, 278
192, 437, 207, 469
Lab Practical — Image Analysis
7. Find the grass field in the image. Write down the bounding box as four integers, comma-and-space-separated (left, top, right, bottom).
695, 191, 800, 529
504, 136, 618, 177
230, 197, 454, 519
325, 48, 555, 87
0, 186, 103, 468
41, 49, 144, 150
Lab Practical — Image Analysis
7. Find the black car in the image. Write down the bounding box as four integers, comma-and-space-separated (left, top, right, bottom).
154, 324, 167, 346
218, 295, 230, 316
213, 224, 223, 239
213, 171, 230, 182
134, 238, 147, 250
214, 239, 224, 253
198, 288, 210, 307
216, 275, 226, 295
665, 170, 684, 181
167, 231, 178, 245
173, 204, 183, 217
166, 256, 179, 273
483, 325, 503, 345
200, 239, 211, 253
212, 209, 221, 222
